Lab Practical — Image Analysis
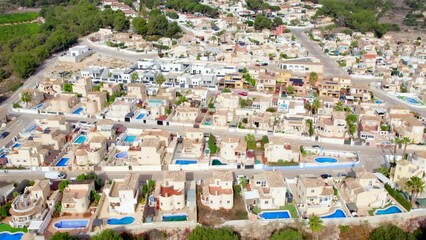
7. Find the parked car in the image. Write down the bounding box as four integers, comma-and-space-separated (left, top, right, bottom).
0, 131, 10, 139
336, 173, 347, 177
320, 174, 332, 179
45, 171, 66, 180
312, 145, 322, 149
238, 92, 248, 96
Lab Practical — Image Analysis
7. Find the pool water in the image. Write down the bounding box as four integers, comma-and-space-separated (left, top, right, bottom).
175, 160, 198, 165
116, 152, 128, 159
54, 219, 89, 229
72, 107, 84, 115
162, 214, 187, 222
107, 216, 135, 225
11, 143, 21, 149
405, 97, 420, 104
315, 157, 337, 163
74, 135, 87, 144
56, 158, 69, 167
124, 135, 137, 142
375, 205, 402, 215
0, 232, 24, 240
148, 99, 163, 105
136, 114, 145, 119
374, 100, 383, 104
259, 211, 291, 219
321, 209, 346, 218
212, 159, 226, 165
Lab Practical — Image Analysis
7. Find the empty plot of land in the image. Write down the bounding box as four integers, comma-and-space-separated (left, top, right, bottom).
0, 12, 38, 24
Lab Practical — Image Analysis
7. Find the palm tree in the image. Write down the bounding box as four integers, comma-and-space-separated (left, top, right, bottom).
309, 215, 323, 240
155, 74, 165, 94
130, 72, 139, 83
392, 137, 403, 161
377, 166, 390, 177
309, 72, 318, 86
405, 176, 425, 204
20, 91, 32, 108
311, 99, 320, 115
400, 137, 413, 159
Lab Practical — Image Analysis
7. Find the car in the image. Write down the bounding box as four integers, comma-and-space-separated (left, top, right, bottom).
238, 92, 248, 96
320, 174, 332, 179
312, 145, 322, 150
69, 177, 77, 181
0, 131, 10, 139
336, 173, 347, 177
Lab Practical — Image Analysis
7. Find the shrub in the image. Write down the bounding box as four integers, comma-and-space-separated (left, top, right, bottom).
384, 184, 412, 211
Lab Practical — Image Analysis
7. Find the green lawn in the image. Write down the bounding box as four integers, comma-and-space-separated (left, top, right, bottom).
0, 23, 40, 43
0, 223, 28, 233
0, 12, 39, 25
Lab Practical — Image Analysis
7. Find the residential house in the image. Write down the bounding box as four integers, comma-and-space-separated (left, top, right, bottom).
155, 171, 186, 211
62, 180, 95, 213
264, 137, 300, 163
296, 177, 333, 215
73, 77, 93, 97
104, 174, 139, 214
219, 137, 247, 163
201, 171, 234, 210
249, 171, 287, 209
49, 94, 79, 113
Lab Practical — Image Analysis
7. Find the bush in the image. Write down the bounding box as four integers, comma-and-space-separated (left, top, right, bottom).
270, 228, 305, 240
384, 184, 412, 211
188, 226, 238, 240
233, 185, 241, 197
369, 224, 415, 240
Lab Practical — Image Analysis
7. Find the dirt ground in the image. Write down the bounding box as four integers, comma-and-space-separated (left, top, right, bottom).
52, 52, 132, 76
196, 186, 248, 226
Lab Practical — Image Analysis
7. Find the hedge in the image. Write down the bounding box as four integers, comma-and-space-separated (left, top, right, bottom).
384, 183, 412, 211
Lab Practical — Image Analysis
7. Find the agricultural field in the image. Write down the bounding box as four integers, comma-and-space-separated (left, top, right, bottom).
0, 23, 40, 43
0, 12, 38, 24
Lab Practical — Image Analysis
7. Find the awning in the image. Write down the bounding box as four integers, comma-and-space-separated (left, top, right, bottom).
244, 190, 260, 200
346, 202, 358, 212
345, 96, 354, 100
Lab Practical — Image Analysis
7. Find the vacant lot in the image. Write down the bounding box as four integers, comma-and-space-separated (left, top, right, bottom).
196, 186, 248, 226
0, 23, 40, 42
0, 12, 38, 24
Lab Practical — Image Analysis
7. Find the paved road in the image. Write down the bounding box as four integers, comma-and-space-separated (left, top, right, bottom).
291, 29, 348, 78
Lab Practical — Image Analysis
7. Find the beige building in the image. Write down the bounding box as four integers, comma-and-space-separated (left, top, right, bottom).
100, 83, 121, 96
155, 171, 186, 211
43, 115, 71, 132
7, 141, 48, 167
133, 138, 166, 165
216, 93, 240, 109
250, 171, 287, 209
201, 171, 234, 210
32, 127, 66, 150
296, 177, 333, 215
391, 159, 424, 187
19, 89, 44, 108
127, 83, 147, 100
49, 93, 79, 113
86, 91, 107, 115
96, 119, 116, 140
73, 136, 107, 166
341, 170, 388, 208
9, 180, 50, 228
38, 77, 64, 95
219, 137, 247, 163
394, 118, 425, 143
62, 180, 95, 213
264, 137, 300, 162
104, 174, 139, 214
173, 102, 199, 123
317, 111, 347, 139
73, 77, 93, 97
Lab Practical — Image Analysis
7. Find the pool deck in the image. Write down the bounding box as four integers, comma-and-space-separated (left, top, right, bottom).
45, 213, 94, 239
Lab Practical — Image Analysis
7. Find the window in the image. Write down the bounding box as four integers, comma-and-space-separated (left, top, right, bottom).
265, 201, 269, 204
311, 189, 314, 193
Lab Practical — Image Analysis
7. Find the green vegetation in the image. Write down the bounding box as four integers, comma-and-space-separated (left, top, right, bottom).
316, 0, 399, 37
58, 180, 69, 192
377, 166, 390, 177
346, 114, 358, 139
0, 202, 12, 219
267, 160, 299, 167
50, 232, 76, 240
405, 176, 425, 204
0, 12, 38, 24
280, 204, 299, 218
92, 229, 123, 240
384, 183, 412, 211
403, 0, 426, 27
266, 107, 276, 113
76, 172, 104, 191
242, 70, 256, 87
208, 134, 219, 154
133, 10, 181, 39
270, 228, 305, 240
142, 0, 219, 18
369, 224, 416, 240
0, 223, 27, 233
254, 14, 272, 30
306, 119, 314, 137
233, 185, 241, 197
245, 0, 281, 12
166, 12, 179, 19
188, 226, 238, 240
222, 88, 231, 93
0, 0, 130, 79
63, 83, 73, 93
244, 134, 256, 150
308, 215, 324, 235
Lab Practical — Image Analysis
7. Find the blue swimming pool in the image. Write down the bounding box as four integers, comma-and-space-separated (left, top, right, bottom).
375, 205, 402, 215
107, 216, 135, 225
124, 135, 137, 142
321, 209, 346, 218
315, 157, 337, 163
374, 100, 383, 104
56, 157, 69, 167
54, 219, 89, 229
115, 152, 127, 159
11, 143, 21, 149
72, 107, 84, 115
0, 154, 7, 159
405, 97, 421, 105
0, 231, 24, 240
74, 135, 87, 144
34, 103, 44, 109
259, 210, 291, 219
162, 214, 187, 222
136, 114, 145, 119
175, 160, 198, 165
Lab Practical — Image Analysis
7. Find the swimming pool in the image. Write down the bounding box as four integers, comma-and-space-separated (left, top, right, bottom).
72, 107, 84, 115
11, 143, 21, 149
136, 114, 145, 119
259, 210, 291, 219
315, 157, 337, 163
204, 119, 212, 125
405, 97, 419, 104
0, 231, 24, 240
124, 135, 137, 142
54, 219, 89, 229
34, 103, 44, 109
162, 214, 187, 222
212, 159, 226, 165
56, 157, 69, 167
74, 135, 87, 144
374, 100, 383, 104
374, 205, 402, 215
115, 152, 128, 159
175, 160, 198, 165
107, 216, 135, 225
321, 209, 346, 218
